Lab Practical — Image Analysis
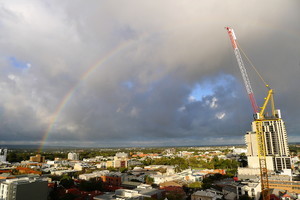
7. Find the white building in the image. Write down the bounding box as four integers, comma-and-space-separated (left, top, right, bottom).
191, 190, 223, 200
236, 181, 261, 200
114, 152, 129, 168
114, 187, 164, 199
0, 177, 48, 200
68, 152, 79, 160
79, 170, 110, 181
0, 149, 7, 163
177, 151, 194, 157
115, 152, 128, 158
73, 162, 90, 171
245, 110, 291, 172
51, 169, 80, 176
232, 147, 247, 154
96, 162, 107, 169
151, 174, 183, 184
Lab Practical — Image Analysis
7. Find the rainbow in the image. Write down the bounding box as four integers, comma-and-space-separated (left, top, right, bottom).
38, 39, 137, 152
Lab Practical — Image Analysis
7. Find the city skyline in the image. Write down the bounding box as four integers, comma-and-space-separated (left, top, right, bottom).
0, 1, 299, 148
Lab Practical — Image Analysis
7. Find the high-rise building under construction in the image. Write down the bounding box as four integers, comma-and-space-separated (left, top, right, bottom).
225, 27, 292, 173
245, 109, 291, 172
226, 27, 294, 199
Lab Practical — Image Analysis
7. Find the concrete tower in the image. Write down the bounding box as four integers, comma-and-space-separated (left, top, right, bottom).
245, 109, 291, 172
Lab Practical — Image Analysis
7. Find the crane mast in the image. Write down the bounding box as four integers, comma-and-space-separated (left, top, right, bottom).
225, 27, 270, 200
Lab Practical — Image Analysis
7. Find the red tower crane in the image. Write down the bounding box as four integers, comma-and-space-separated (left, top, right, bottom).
225, 27, 259, 114
225, 27, 271, 200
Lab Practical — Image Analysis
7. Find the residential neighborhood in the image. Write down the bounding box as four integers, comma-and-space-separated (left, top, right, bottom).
0, 145, 299, 199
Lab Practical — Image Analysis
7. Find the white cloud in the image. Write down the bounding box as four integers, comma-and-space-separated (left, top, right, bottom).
178, 106, 186, 112
216, 112, 226, 120
8, 74, 19, 82
129, 107, 139, 118
206, 97, 218, 109
188, 95, 197, 102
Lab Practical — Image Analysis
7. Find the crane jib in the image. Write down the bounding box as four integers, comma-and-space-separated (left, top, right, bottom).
226, 27, 259, 114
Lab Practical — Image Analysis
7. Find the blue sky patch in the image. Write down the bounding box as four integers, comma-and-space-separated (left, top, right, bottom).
122, 81, 134, 89
189, 74, 236, 101
190, 84, 214, 101
9, 57, 30, 69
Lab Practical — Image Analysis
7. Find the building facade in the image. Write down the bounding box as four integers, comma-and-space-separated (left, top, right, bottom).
29, 154, 45, 163
67, 152, 79, 160
0, 149, 7, 163
113, 152, 129, 168
245, 110, 291, 171
0, 177, 48, 200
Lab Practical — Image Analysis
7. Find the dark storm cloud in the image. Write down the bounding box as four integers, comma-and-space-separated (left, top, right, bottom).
0, 0, 299, 147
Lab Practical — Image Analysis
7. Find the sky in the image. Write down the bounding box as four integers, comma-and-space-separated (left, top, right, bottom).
0, 0, 299, 148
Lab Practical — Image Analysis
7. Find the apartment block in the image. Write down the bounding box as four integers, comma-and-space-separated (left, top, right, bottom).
245, 110, 291, 171
0, 177, 48, 200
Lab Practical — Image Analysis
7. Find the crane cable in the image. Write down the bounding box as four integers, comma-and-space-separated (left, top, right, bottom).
236, 42, 270, 90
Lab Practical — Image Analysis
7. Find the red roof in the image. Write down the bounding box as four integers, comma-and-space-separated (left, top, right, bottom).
64, 188, 103, 199
161, 186, 185, 193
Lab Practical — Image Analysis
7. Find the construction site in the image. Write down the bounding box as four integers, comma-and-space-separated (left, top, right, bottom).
225, 27, 300, 200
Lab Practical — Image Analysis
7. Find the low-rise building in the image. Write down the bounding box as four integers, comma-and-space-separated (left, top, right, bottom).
106, 161, 114, 168
0, 173, 16, 180
121, 181, 143, 189
114, 152, 129, 168
235, 181, 261, 200
51, 169, 80, 176
29, 154, 45, 163
191, 190, 223, 200
102, 172, 122, 188
73, 162, 91, 171
15, 167, 42, 175
114, 186, 165, 199
78, 170, 109, 181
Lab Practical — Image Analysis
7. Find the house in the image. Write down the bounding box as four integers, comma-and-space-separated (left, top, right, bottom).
191, 190, 222, 200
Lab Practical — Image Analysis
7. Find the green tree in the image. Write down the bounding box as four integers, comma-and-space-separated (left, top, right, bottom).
50, 175, 63, 181
149, 157, 189, 171
60, 175, 74, 189
201, 173, 225, 189
166, 191, 185, 200
119, 167, 128, 173
107, 167, 117, 172
144, 175, 154, 185
188, 157, 200, 168
79, 178, 103, 191
7, 152, 17, 163
188, 181, 202, 188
